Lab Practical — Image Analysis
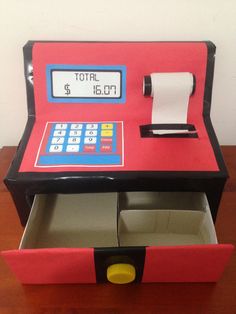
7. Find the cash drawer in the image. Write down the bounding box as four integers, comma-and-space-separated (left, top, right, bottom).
2, 192, 233, 284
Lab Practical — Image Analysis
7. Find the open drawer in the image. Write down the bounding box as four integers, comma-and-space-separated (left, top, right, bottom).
1, 192, 234, 284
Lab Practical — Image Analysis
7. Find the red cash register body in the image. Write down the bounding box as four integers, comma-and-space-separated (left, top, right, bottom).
2, 42, 233, 284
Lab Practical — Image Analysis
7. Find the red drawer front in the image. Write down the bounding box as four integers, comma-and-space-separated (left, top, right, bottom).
1, 244, 234, 284
1, 248, 96, 284
142, 244, 234, 282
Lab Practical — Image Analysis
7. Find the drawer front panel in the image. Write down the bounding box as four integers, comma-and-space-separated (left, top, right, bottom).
142, 244, 234, 282
2, 244, 234, 284
1, 248, 96, 284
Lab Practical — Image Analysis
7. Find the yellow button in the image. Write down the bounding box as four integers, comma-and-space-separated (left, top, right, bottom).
107, 263, 136, 284
101, 124, 113, 130
101, 130, 113, 137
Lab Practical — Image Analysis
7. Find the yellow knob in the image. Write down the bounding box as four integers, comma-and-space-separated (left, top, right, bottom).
107, 263, 136, 284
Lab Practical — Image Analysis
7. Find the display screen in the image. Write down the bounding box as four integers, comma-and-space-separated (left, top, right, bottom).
47, 65, 126, 103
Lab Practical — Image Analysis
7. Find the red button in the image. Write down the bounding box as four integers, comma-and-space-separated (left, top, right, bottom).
100, 145, 112, 152
83, 145, 96, 152
101, 137, 113, 144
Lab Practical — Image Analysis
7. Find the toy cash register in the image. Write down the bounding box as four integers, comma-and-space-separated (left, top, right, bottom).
2, 41, 233, 284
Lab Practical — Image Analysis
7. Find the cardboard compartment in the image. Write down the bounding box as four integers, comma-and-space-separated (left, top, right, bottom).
21, 191, 218, 248
119, 192, 217, 246
1, 193, 118, 284
21, 193, 118, 249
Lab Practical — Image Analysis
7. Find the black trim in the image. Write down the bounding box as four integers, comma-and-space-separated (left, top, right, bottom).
6, 43, 36, 179
143, 75, 152, 96
94, 247, 146, 283
192, 74, 196, 96
4, 168, 227, 226
23, 42, 35, 117
202, 42, 228, 178
140, 123, 198, 138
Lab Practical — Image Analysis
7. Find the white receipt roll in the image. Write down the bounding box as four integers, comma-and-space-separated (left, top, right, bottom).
148, 73, 194, 134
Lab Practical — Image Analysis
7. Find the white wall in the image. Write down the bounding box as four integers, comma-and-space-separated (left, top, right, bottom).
0, 0, 236, 147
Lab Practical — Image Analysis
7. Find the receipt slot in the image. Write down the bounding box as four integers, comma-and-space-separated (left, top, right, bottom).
1, 41, 233, 284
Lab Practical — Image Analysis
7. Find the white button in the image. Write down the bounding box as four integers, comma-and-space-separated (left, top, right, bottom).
53, 130, 66, 136
55, 124, 67, 130
49, 145, 63, 152
84, 137, 97, 144
69, 130, 82, 136
51, 137, 64, 144
68, 137, 81, 144
66, 145, 80, 152
86, 124, 98, 130
85, 130, 97, 136
71, 123, 83, 129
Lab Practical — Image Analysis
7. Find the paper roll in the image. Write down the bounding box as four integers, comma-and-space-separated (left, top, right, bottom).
144, 73, 194, 135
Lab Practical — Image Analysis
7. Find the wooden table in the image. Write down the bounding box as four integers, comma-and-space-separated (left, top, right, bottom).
0, 146, 235, 314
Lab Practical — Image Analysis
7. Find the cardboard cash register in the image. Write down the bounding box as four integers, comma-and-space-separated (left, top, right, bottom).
2, 41, 234, 284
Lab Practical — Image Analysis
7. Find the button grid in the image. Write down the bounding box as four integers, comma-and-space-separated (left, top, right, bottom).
47, 122, 117, 154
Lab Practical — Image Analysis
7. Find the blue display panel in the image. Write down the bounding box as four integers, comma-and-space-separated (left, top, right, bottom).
47, 65, 126, 103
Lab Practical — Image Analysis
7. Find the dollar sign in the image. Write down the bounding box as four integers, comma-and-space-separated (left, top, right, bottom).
64, 83, 71, 95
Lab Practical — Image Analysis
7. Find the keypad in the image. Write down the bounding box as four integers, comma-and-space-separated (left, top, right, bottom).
37, 121, 123, 166
47, 122, 118, 154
